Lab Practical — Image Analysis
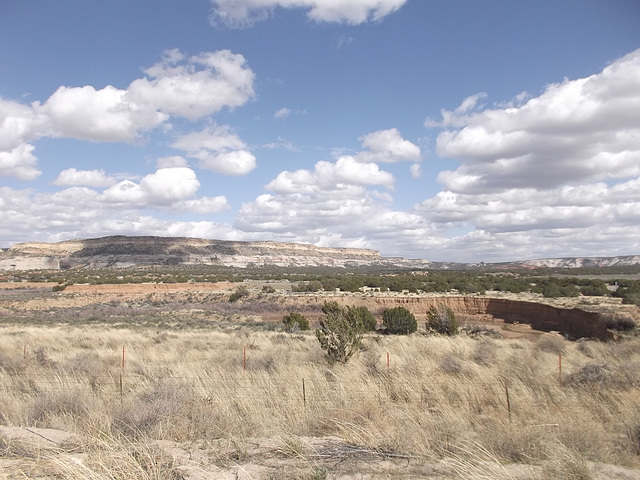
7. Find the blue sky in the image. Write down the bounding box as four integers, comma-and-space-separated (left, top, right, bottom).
1, 0, 639, 262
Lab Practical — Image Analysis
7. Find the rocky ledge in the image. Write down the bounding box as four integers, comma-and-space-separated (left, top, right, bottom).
0, 236, 429, 270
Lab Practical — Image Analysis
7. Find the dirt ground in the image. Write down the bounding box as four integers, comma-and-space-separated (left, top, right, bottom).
0, 280, 633, 340
3, 426, 640, 479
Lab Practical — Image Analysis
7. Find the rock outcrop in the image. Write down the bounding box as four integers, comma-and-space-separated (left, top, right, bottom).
0, 235, 425, 270
327, 295, 607, 339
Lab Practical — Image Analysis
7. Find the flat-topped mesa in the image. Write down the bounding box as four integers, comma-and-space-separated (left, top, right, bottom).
0, 236, 385, 270
240, 241, 380, 258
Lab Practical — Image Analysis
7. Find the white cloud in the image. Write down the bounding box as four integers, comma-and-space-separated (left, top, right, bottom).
0, 143, 41, 180
127, 49, 255, 121
0, 98, 47, 151
266, 155, 394, 193
102, 180, 146, 206
139, 167, 201, 204
432, 48, 640, 192
355, 128, 421, 163
156, 156, 189, 168
0, 184, 236, 244
172, 125, 256, 175
0, 49, 256, 181
274, 107, 291, 119
175, 196, 231, 214
100, 167, 201, 207
195, 150, 257, 176
209, 0, 407, 27
38, 85, 166, 143
53, 168, 116, 187
409, 163, 422, 178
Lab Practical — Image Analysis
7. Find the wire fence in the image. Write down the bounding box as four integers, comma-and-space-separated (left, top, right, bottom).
2, 360, 576, 415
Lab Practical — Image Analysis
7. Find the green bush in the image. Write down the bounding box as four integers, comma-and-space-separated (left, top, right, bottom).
382, 307, 417, 335
351, 306, 377, 332
282, 312, 309, 332
229, 285, 249, 302
315, 301, 364, 363
426, 305, 459, 336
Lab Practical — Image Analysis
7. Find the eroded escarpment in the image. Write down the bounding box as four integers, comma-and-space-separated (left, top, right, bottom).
327, 295, 607, 340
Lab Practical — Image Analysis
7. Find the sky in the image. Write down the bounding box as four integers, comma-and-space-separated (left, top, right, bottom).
1, 0, 639, 263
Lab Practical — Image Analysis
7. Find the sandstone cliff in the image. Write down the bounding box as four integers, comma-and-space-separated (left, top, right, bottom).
0, 235, 407, 270
322, 295, 607, 340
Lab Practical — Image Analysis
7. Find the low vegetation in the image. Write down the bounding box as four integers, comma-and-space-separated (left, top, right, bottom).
282, 312, 310, 332
315, 301, 364, 363
426, 304, 459, 336
1, 324, 639, 478
382, 306, 417, 334
1, 265, 639, 477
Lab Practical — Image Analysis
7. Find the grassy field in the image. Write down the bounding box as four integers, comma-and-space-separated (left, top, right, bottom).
1, 320, 639, 479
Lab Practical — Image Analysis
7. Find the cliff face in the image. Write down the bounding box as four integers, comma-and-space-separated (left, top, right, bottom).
0, 236, 389, 270
340, 296, 606, 339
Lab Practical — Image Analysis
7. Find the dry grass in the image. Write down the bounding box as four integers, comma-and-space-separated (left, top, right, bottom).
0, 324, 639, 478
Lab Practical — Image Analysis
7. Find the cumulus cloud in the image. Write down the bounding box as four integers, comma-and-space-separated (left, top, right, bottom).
404, 49, 640, 261
266, 155, 394, 193
0, 49, 255, 181
209, 0, 407, 27
0, 185, 234, 245
0, 98, 48, 151
139, 167, 201, 204
355, 128, 421, 163
0, 144, 41, 180
127, 49, 255, 121
101, 167, 202, 207
38, 85, 166, 143
432, 48, 640, 192
53, 168, 116, 187
172, 125, 256, 175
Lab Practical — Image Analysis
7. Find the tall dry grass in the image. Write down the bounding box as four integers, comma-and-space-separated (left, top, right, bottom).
0, 324, 639, 478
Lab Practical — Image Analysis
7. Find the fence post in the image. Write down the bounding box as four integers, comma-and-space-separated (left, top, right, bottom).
558, 354, 562, 387
302, 378, 306, 406
505, 383, 512, 422
122, 345, 125, 372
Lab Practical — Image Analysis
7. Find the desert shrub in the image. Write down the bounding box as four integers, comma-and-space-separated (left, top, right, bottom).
382, 307, 417, 335
601, 313, 637, 332
228, 285, 249, 302
565, 362, 614, 388
282, 312, 309, 332
463, 323, 502, 339
536, 332, 566, 354
261, 285, 276, 293
315, 301, 364, 363
440, 354, 463, 376
351, 305, 377, 332
425, 305, 458, 336
472, 338, 498, 366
